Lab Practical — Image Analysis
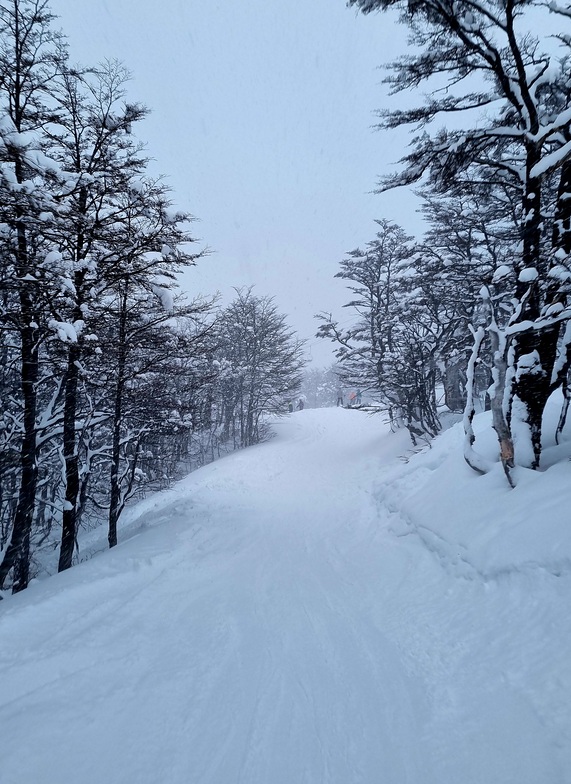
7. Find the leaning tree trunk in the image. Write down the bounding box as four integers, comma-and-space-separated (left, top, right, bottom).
463, 326, 494, 476
482, 289, 516, 485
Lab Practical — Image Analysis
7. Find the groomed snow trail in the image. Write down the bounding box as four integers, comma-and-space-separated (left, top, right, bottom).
1, 409, 427, 784
2, 407, 570, 783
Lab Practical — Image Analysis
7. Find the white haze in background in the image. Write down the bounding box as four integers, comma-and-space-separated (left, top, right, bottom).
49, 0, 416, 366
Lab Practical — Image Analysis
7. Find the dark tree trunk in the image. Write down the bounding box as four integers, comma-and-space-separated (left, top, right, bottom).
550, 160, 571, 443
108, 284, 128, 549
107, 376, 124, 549
510, 149, 555, 468
58, 246, 87, 571
0, 315, 39, 592
58, 340, 81, 572
512, 158, 571, 467
444, 360, 466, 412
512, 327, 559, 468
0, 179, 41, 590
552, 160, 571, 257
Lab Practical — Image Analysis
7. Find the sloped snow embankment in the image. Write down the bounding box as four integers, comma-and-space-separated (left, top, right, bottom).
1, 405, 570, 783
373, 399, 571, 781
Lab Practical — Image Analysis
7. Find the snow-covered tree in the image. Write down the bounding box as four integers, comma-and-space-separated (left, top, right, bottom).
299, 365, 340, 408
416, 188, 518, 411
318, 220, 443, 440
215, 289, 305, 447
0, 0, 69, 591
350, 0, 571, 475
0, 1, 209, 591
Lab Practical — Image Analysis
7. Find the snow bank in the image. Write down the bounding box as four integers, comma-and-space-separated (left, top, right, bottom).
379, 396, 571, 580
370, 398, 571, 782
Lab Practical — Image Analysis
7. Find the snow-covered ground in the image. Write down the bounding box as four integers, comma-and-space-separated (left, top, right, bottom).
1, 406, 570, 783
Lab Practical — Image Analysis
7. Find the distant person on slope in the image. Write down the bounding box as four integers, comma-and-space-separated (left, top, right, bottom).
336, 388, 344, 407
348, 391, 356, 407
297, 398, 305, 410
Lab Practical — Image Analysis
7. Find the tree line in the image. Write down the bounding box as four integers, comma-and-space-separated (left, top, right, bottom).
0, 0, 304, 593
321, 0, 571, 483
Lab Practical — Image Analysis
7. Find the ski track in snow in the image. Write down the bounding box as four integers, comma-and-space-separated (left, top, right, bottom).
1, 408, 570, 784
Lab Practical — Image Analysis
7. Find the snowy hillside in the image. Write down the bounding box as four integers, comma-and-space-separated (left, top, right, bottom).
1, 407, 570, 784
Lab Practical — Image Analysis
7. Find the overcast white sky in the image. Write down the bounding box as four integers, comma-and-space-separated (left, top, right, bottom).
50, 0, 416, 366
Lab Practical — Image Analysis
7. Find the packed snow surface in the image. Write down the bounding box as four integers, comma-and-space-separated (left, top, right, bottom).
2, 407, 571, 783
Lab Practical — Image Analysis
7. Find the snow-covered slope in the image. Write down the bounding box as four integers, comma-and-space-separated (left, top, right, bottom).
1, 407, 570, 783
